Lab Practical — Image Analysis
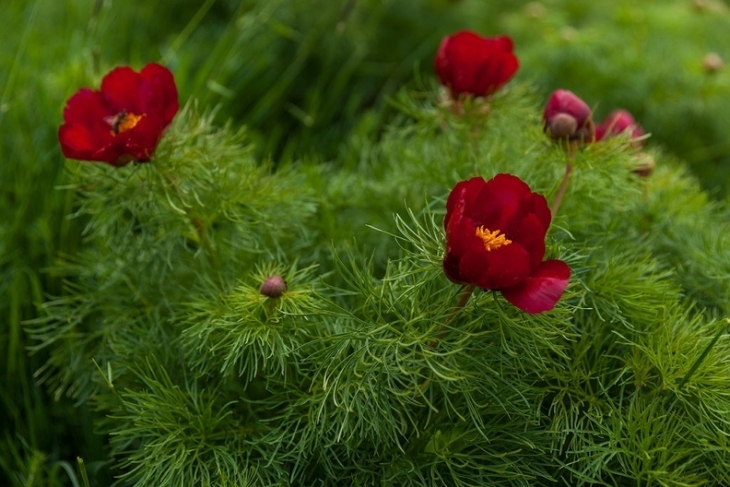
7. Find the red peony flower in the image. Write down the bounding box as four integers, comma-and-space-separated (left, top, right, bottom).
543, 89, 594, 141
595, 109, 645, 147
435, 30, 519, 98
58, 63, 179, 166
443, 174, 570, 314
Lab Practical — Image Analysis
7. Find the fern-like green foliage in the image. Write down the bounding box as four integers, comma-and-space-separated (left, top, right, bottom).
31, 71, 730, 486
10, 1, 730, 486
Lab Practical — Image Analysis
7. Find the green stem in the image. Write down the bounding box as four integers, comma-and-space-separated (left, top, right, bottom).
550, 144, 576, 217
159, 169, 220, 268
432, 284, 477, 345
190, 213, 220, 268
421, 285, 478, 392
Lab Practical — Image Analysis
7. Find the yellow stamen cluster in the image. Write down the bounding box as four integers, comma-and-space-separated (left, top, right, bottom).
475, 226, 512, 251
110, 111, 144, 135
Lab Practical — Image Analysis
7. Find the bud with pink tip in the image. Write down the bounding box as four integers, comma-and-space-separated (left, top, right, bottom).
543, 89, 594, 141
595, 109, 645, 147
260, 275, 287, 298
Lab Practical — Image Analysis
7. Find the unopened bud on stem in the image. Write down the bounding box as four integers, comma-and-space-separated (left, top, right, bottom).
633, 153, 656, 177
547, 113, 578, 140
260, 275, 287, 298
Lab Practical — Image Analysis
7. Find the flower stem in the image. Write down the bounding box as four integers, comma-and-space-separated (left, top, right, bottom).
159, 169, 219, 268
431, 284, 476, 345
448, 284, 477, 323
190, 213, 220, 268
549, 144, 576, 217
422, 284, 477, 393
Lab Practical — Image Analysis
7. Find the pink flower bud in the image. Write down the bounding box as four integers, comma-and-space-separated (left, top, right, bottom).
595, 109, 645, 147
260, 275, 287, 298
543, 89, 594, 141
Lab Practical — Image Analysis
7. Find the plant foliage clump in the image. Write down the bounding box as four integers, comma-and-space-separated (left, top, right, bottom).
29, 71, 730, 485
5, 1, 730, 486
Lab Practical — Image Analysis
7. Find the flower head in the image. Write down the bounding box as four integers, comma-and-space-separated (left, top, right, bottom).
595, 109, 645, 147
435, 30, 519, 98
443, 174, 570, 314
58, 63, 179, 166
543, 89, 594, 141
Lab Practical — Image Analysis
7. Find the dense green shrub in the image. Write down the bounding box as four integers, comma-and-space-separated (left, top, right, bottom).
3, 0, 730, 485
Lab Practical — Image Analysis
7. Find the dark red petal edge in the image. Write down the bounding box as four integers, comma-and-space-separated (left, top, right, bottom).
500, 259, 570, 314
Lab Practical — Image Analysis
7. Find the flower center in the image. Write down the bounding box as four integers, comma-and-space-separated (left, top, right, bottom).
475, 226, 512, 251
108, 111, 144, 135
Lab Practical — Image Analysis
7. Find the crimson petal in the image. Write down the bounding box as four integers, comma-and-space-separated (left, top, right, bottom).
472, 173, 532, 230
445, 177, 486, 230
500, 259, 571, 314
473, 52, 519, 96
100, 66, 144, 113
138, 63, 179, 125
504, 212, 547, 271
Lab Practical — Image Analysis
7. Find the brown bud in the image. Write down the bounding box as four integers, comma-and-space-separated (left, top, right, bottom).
633, 153, 656, 177
260, 275, 287, 298
703, 52, 723, 73
547, 113, 578, 140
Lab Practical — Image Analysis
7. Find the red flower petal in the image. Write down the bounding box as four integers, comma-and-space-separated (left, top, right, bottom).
527, 192, 552, 231
100, 66, 144, 113
472, 52, 519, 96
445, 177, 486, 230
440, 33, 491, 96
58, 123, 110, 161
435, 31, 518, 97
487, 35, 515, 53
472, 173, 532, 230
504, 212, 547, 271
138, 63, 179, 126
443, 211, 483, 284
459, 242, 531, 290
62, 89, 113, 126
500, 259, 571, 314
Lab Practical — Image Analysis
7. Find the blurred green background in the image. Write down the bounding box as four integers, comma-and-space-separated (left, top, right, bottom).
1, 0, 729, 484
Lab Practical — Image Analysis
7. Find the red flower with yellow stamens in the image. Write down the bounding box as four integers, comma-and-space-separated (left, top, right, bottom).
443, 174, 570, 314
58, 63, 179, 166
435, 30, 519, 98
